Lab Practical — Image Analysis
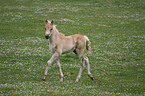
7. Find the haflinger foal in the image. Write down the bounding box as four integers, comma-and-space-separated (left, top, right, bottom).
42, 20, 94, 82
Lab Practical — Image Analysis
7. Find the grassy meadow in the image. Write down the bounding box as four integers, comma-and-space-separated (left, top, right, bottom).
0, 0, 145, 95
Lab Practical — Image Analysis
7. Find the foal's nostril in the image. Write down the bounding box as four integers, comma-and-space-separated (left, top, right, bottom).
45, 34, 49, 39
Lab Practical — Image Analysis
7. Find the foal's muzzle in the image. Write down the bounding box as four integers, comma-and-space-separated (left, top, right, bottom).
45, 34, 50, 39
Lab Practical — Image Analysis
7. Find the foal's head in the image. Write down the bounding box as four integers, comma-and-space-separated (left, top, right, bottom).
45, 20, 54, 39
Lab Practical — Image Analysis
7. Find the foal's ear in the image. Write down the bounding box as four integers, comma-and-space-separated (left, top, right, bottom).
45, 20, 48, 24
51, 20, 54, 25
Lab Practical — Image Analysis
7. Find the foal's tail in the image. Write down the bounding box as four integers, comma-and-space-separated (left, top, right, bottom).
84, 36, 91, 53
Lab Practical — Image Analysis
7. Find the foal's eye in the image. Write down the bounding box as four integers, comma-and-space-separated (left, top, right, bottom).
50, 28, 53, 31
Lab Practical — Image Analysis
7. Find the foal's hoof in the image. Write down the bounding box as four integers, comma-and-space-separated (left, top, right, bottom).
90, 76, 94, 80
88, 75, 94, 80
42, 79, 45, 81
75, 79, 79, 82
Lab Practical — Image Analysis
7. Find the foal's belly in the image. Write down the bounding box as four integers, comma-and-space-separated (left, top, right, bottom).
62, 44, 75, 54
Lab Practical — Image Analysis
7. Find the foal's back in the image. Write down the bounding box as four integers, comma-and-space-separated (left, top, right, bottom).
57, 33, 86, 54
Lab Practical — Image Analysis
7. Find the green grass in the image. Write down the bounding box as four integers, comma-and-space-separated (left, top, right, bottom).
0, 0, 145, 95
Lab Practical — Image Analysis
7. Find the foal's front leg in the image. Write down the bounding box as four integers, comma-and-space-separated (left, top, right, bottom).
42, 52, 59, 81
56, 58, 64, 82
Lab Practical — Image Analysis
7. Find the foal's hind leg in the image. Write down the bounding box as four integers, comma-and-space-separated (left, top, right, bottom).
84, 56, 94, 80
75, 48, 85, 82
75, 57, 85, 82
